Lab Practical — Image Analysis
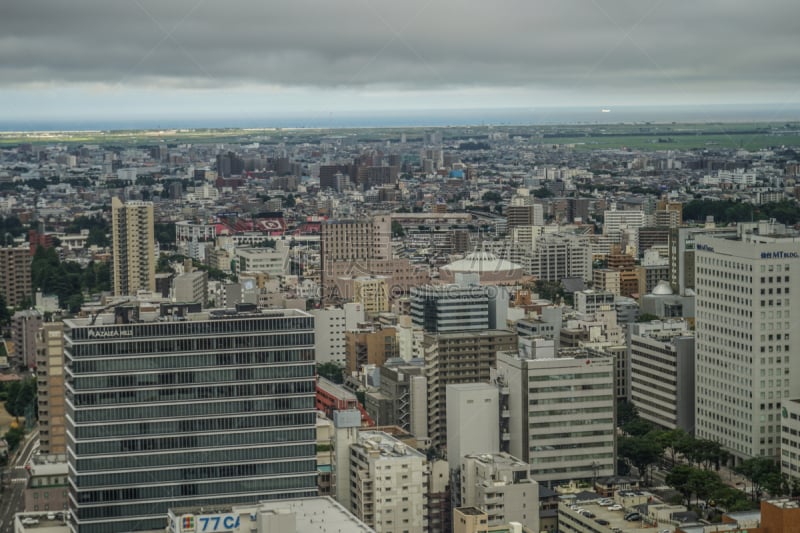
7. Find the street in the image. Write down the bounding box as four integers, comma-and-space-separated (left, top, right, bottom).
0, 432, 39, 533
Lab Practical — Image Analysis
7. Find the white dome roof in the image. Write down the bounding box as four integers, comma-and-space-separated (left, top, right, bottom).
442, 251, 523, 273
652, 280, 674, 295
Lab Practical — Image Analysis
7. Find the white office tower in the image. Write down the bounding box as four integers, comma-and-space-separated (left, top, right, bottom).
349, 431, 428, 533
459, 453, 539, 532
629, 320, 695, 432
695, 221, 800, 462
446, 384, 501, 471
494, 352, 615, 488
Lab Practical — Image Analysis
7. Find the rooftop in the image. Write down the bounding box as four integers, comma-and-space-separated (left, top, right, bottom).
356, 431, 425, 460
456, 506, 487, 516
169, 497, 374, 533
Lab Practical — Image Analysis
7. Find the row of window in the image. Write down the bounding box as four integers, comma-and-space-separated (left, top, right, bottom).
69, 349, 313, 374
73, 396, 313, 423
529, 418, 613, 429
71, 380, 314, 407
71, 364, 313, 391
75, 458, 315, 488
69, 333, 313, 358
69, 316, 313, 341
74, 411, 316, 439
76, 427, 314, 456
529, 394, 613, 406
529, 372, 610, 382
75, 443, 315, 471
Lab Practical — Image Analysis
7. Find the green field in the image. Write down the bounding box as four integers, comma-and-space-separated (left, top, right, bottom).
2, 121, 800, 151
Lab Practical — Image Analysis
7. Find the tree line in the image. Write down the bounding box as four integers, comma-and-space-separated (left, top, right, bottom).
682, 199, 800, 225
617, 402, 793, 515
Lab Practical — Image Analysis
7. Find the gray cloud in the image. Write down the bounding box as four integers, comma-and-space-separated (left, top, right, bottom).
2, 0, 799, 102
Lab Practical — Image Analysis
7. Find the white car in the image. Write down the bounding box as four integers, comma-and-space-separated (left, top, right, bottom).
608, 504, 623, 511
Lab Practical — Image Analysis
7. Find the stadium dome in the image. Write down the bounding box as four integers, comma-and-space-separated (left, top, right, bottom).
652, 280, 674, 295
439, 251, 525, 284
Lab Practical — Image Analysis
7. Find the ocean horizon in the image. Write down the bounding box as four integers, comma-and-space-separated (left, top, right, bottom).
3, 103, 800, 133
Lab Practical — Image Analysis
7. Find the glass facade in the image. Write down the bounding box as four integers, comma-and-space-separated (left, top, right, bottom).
64, 309, 318, 533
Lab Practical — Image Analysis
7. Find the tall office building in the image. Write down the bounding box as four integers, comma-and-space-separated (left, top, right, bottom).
0, 244, 32, 307
629, 320, 695, 433
111, 197, 156, 296
423, 330, 517, 450
446, 384, 500, 471
410, 274, 508, 333
64, 304, 318, 532
495, 352, 615, 488
695, 221, 800, 462
321, 212, 428, 289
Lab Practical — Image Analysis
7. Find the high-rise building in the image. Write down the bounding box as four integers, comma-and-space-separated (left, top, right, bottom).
36, 321, 66, 455
349, 431, 428, 533
64, 304, 318, 532
423, 330, 517, 450
667, 224, 729, 295
629, 320, 695, 433
320, 216, 392, 302
410, 274, 508, 333
526, 233, 592, 283
0, 244, 31, 308
12, 309, 42, 368
410, 282, 489, 333
695, 221, 800, 462
494, 352, 615, 488
446, 384, 500, 471
111, 197, 156, 296
365, 359, 427, 437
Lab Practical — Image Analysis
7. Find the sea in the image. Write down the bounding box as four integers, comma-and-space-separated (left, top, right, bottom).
2, 104, 800, 132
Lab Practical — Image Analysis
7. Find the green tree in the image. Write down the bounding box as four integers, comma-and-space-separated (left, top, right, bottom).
657, 428, 693, 466
619, 433, 664, 485
623, 417, 655, 437
391, 221, 405, 238
283, 194, 296, 208
685, 438, 724, 470
616, 400, 639, 427
711, 485, 752, 512
482, 191, 502, 203
533, 187, 554, 198
0, 293, 11, 327
3, 426, 24, 451
154, 222, 176, 248
86, 226, 109, 247
317, 362, 345, 384
735, 457, 779, 501
636, 313, 660, 323
665, 464, 695, 506
686, 468, 723, 506
4, 377, 36, 419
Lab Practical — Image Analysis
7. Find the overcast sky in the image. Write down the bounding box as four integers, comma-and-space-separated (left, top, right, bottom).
3, 0, 800, 125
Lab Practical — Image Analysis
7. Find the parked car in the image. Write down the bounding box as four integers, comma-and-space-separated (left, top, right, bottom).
625, 513, 641, 521
608, 504, 623, 511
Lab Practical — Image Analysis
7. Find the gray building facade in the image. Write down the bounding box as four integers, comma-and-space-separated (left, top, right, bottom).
64, 305, 318, 532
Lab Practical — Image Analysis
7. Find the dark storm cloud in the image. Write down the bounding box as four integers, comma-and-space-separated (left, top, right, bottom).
2, 0, 799, 97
